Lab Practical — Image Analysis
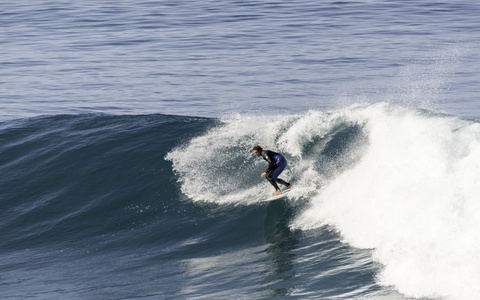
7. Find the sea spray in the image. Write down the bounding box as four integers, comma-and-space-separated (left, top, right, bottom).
166, 110, 365, 204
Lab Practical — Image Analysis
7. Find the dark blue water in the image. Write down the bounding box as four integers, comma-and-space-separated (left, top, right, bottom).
0, 114, 379, 299
2, 1, 480, 299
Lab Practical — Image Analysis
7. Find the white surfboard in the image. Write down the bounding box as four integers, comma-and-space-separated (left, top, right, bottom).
263, 189, 292, 202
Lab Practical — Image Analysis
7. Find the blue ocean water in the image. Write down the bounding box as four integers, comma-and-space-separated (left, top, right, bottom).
1, 1, 480, 299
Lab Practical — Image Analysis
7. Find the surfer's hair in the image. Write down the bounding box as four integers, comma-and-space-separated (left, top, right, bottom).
252, 145, 263, 152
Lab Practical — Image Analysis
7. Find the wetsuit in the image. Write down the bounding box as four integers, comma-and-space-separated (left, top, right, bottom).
261, 150, 291, 191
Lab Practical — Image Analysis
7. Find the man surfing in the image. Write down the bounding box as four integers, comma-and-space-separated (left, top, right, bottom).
252, 145, 292, 196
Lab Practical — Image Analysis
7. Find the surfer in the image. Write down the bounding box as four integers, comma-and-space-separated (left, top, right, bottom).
252, 145, 292, 196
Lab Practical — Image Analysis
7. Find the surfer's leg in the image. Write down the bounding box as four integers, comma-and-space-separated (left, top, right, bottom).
276, 178, 290, 186
276, 178, 292, 191
266, 175, 281, 190
269, 158, 290, 192
266, 172, 281, 194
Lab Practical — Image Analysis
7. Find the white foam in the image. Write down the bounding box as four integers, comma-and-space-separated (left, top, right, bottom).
165, 113, 301, 204
165, 110, 348, 204
167, 102, 480, 299
292, 103, 480, 300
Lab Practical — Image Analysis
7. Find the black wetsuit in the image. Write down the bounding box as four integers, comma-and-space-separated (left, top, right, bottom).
261, 150, 291, 191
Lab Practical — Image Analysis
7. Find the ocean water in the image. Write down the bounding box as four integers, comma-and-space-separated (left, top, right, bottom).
1, 1, 480, 299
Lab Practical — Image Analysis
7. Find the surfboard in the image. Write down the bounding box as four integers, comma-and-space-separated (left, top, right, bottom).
263, 189, 292, 202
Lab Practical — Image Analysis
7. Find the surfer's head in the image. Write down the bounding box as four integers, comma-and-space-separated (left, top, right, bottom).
252, 145, 262, 156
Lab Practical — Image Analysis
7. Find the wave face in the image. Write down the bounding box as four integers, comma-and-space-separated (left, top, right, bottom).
0, 114, 219, 299
2, 104, 480, 299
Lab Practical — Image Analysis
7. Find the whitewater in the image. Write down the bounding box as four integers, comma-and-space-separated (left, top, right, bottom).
167, 102, 480, 300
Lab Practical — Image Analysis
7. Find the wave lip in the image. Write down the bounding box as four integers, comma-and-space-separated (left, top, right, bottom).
166, 108, 366, 204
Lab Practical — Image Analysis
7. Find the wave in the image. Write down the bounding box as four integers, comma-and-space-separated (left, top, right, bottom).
167, 102, 480, 300
3, 104, 480, 299
0, 114, 215, 250
1, 111, 384, 299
